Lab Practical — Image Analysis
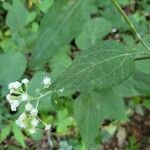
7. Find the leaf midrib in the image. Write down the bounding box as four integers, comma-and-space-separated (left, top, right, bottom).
53, 52, 133, 89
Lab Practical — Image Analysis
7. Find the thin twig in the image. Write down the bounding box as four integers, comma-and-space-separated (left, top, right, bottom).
111, 0, 150, 52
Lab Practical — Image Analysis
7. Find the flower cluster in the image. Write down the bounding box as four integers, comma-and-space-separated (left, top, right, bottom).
6, 77, 52, 134
6, 79, 29, 111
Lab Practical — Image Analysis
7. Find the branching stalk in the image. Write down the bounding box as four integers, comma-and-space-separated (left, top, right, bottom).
111, 0, 150, 52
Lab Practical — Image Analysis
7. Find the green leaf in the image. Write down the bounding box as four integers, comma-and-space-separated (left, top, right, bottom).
28, 71, 53, 112
74, 88, 126, 146
76, 18, 112, 50
114, 77, 140, 97
132, 59, 150, 95
56, 109, 75, 134
143, 99, 150, 109
101, 6, 125, 29
0, 52, 27, 85
52, 41, 135, 91
38, 0, 54, 13
59, 141, 73, 150
115, 51, 150, 97
12, 123, 26, 147
135, 35, 150, 58
50, 46, 72, 81
28, 71, 50, 96
0, 125, 11, 143
30, 0, 90, 67
6, 1, 30, 33
6, 146, 20, 150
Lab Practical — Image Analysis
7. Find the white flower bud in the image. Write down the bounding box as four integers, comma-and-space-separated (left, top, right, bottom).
16, 119, 26, 129
21, 93, 29, 101
10, 89, 14, 94
6, 94, 11, 100
59, 88, 64, 92
19, 113, 26, 120
29, 128, 36, 134
19, 122, 26, 129
16, 113, 27, 128
45, 124, 51, 130
6, 94, 13, 103
43, 76, 51, 87
31, 108, 38, 116
9, 81, 22, 90
10, 100, 19, 111
16, 119, 20, 126
31, 118, 39, 127
11, 105, 17, 111
25, 102, 33, 112
8, 82, 14, 89
22, 78, 29, 85
112, 28, 117, 33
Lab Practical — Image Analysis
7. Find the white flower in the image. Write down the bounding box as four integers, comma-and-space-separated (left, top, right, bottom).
19, 122, 26, 129
10, 100, 19, 111
21, 93, 29, 101
16, 119, 26, 129
59, 88, 64, 92
29, 128, 36, 134
112, 28, 117, 33
16, 113, 27, 129
11, 105, 17, 111
10, 89, 14, 94
31, 108, 38, 116
16, 119, 21, 126
25, 102, 33, 112
19, 113, 26, 120
21, 78, 29, 85
31, 118, 39, 127
45, 124, 51, 130
8, 81, 22, 90
8, 82, 14, 89
43, 76, 51, 87
6, 94, 13, 103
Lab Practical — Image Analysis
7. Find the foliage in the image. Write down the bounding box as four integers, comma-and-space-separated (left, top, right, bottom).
0, 0, 150, 149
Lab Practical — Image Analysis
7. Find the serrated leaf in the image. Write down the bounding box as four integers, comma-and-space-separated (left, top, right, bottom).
12, 123, 26, 147
52, 41, 135, 91
0, 52, 27, 85
74, 88, 126, 146
0, 125, 11, 143
30, 0, 90, 67
76, 18, 112, 50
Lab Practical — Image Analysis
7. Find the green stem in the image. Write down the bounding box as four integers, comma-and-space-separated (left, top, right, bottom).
36, 116, 47, 126
30, 91, 52, 101
111, 0, 150, 52
135, 56, 150, 61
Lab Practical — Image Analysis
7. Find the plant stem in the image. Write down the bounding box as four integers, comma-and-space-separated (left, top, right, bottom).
30, 90, 52, 101
135, 56, 150, 61
47, 130, 53, 149
111, 0, 150, 52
